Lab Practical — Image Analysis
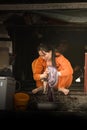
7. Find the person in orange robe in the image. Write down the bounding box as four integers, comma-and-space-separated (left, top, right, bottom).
32, 43, 73, 95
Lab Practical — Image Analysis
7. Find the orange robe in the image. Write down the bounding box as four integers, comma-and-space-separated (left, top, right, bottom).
32, 55, 73, 89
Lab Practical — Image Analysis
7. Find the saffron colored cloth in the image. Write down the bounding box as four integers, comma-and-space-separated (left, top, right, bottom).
32, 55, 73, 89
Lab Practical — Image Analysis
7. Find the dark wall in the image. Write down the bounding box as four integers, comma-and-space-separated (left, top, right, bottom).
12, 26, 40, 81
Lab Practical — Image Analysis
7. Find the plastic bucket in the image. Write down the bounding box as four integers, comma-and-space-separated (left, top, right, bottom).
14, 92, 30, 111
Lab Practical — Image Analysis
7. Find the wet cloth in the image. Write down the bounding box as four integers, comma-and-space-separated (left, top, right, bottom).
47, 66, 58, 88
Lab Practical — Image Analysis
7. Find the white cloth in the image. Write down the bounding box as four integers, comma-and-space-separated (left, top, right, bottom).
47, 66, 58, 88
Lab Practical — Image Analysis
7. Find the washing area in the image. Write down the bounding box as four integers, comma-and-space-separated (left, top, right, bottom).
20, 84, 87, 114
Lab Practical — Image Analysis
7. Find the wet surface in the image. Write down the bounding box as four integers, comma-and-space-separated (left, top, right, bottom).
2, 84, 87, 119
27, 88, 87, 114
9, 88, 85, 120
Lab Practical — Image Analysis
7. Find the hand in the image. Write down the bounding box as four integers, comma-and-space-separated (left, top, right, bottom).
57, 71, 61, 76
44, 68, 49, 74
40, 68, 49, 80
40, 73, 48, 79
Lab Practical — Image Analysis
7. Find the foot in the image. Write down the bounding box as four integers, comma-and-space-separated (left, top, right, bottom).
58, 88, 69, 95
32, 88, 39, 94
32, 87, 43, 94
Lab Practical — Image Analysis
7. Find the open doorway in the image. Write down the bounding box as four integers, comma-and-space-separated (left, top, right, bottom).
0, 3, 86, 92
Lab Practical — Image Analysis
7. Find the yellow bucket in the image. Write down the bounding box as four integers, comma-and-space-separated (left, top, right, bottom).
14, 92, 30, 111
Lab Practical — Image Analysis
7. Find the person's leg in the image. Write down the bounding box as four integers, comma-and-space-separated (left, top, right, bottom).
32, 80, 44, 94
32, 86, 43, 94
58, 87, 69, 95
57, 75, 73, 95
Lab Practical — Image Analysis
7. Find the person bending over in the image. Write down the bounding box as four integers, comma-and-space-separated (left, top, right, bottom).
31, 42, 73, 95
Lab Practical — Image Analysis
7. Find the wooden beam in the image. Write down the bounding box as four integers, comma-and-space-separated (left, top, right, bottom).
84, 53, 87, 93
0, 2, 87, 10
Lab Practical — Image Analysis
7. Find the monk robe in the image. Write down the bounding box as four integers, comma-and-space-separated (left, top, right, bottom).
32, 54, 73, 89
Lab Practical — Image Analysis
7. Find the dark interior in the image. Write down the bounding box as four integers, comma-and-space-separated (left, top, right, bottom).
0, 2, 87, 119
2, 13, 85, 91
